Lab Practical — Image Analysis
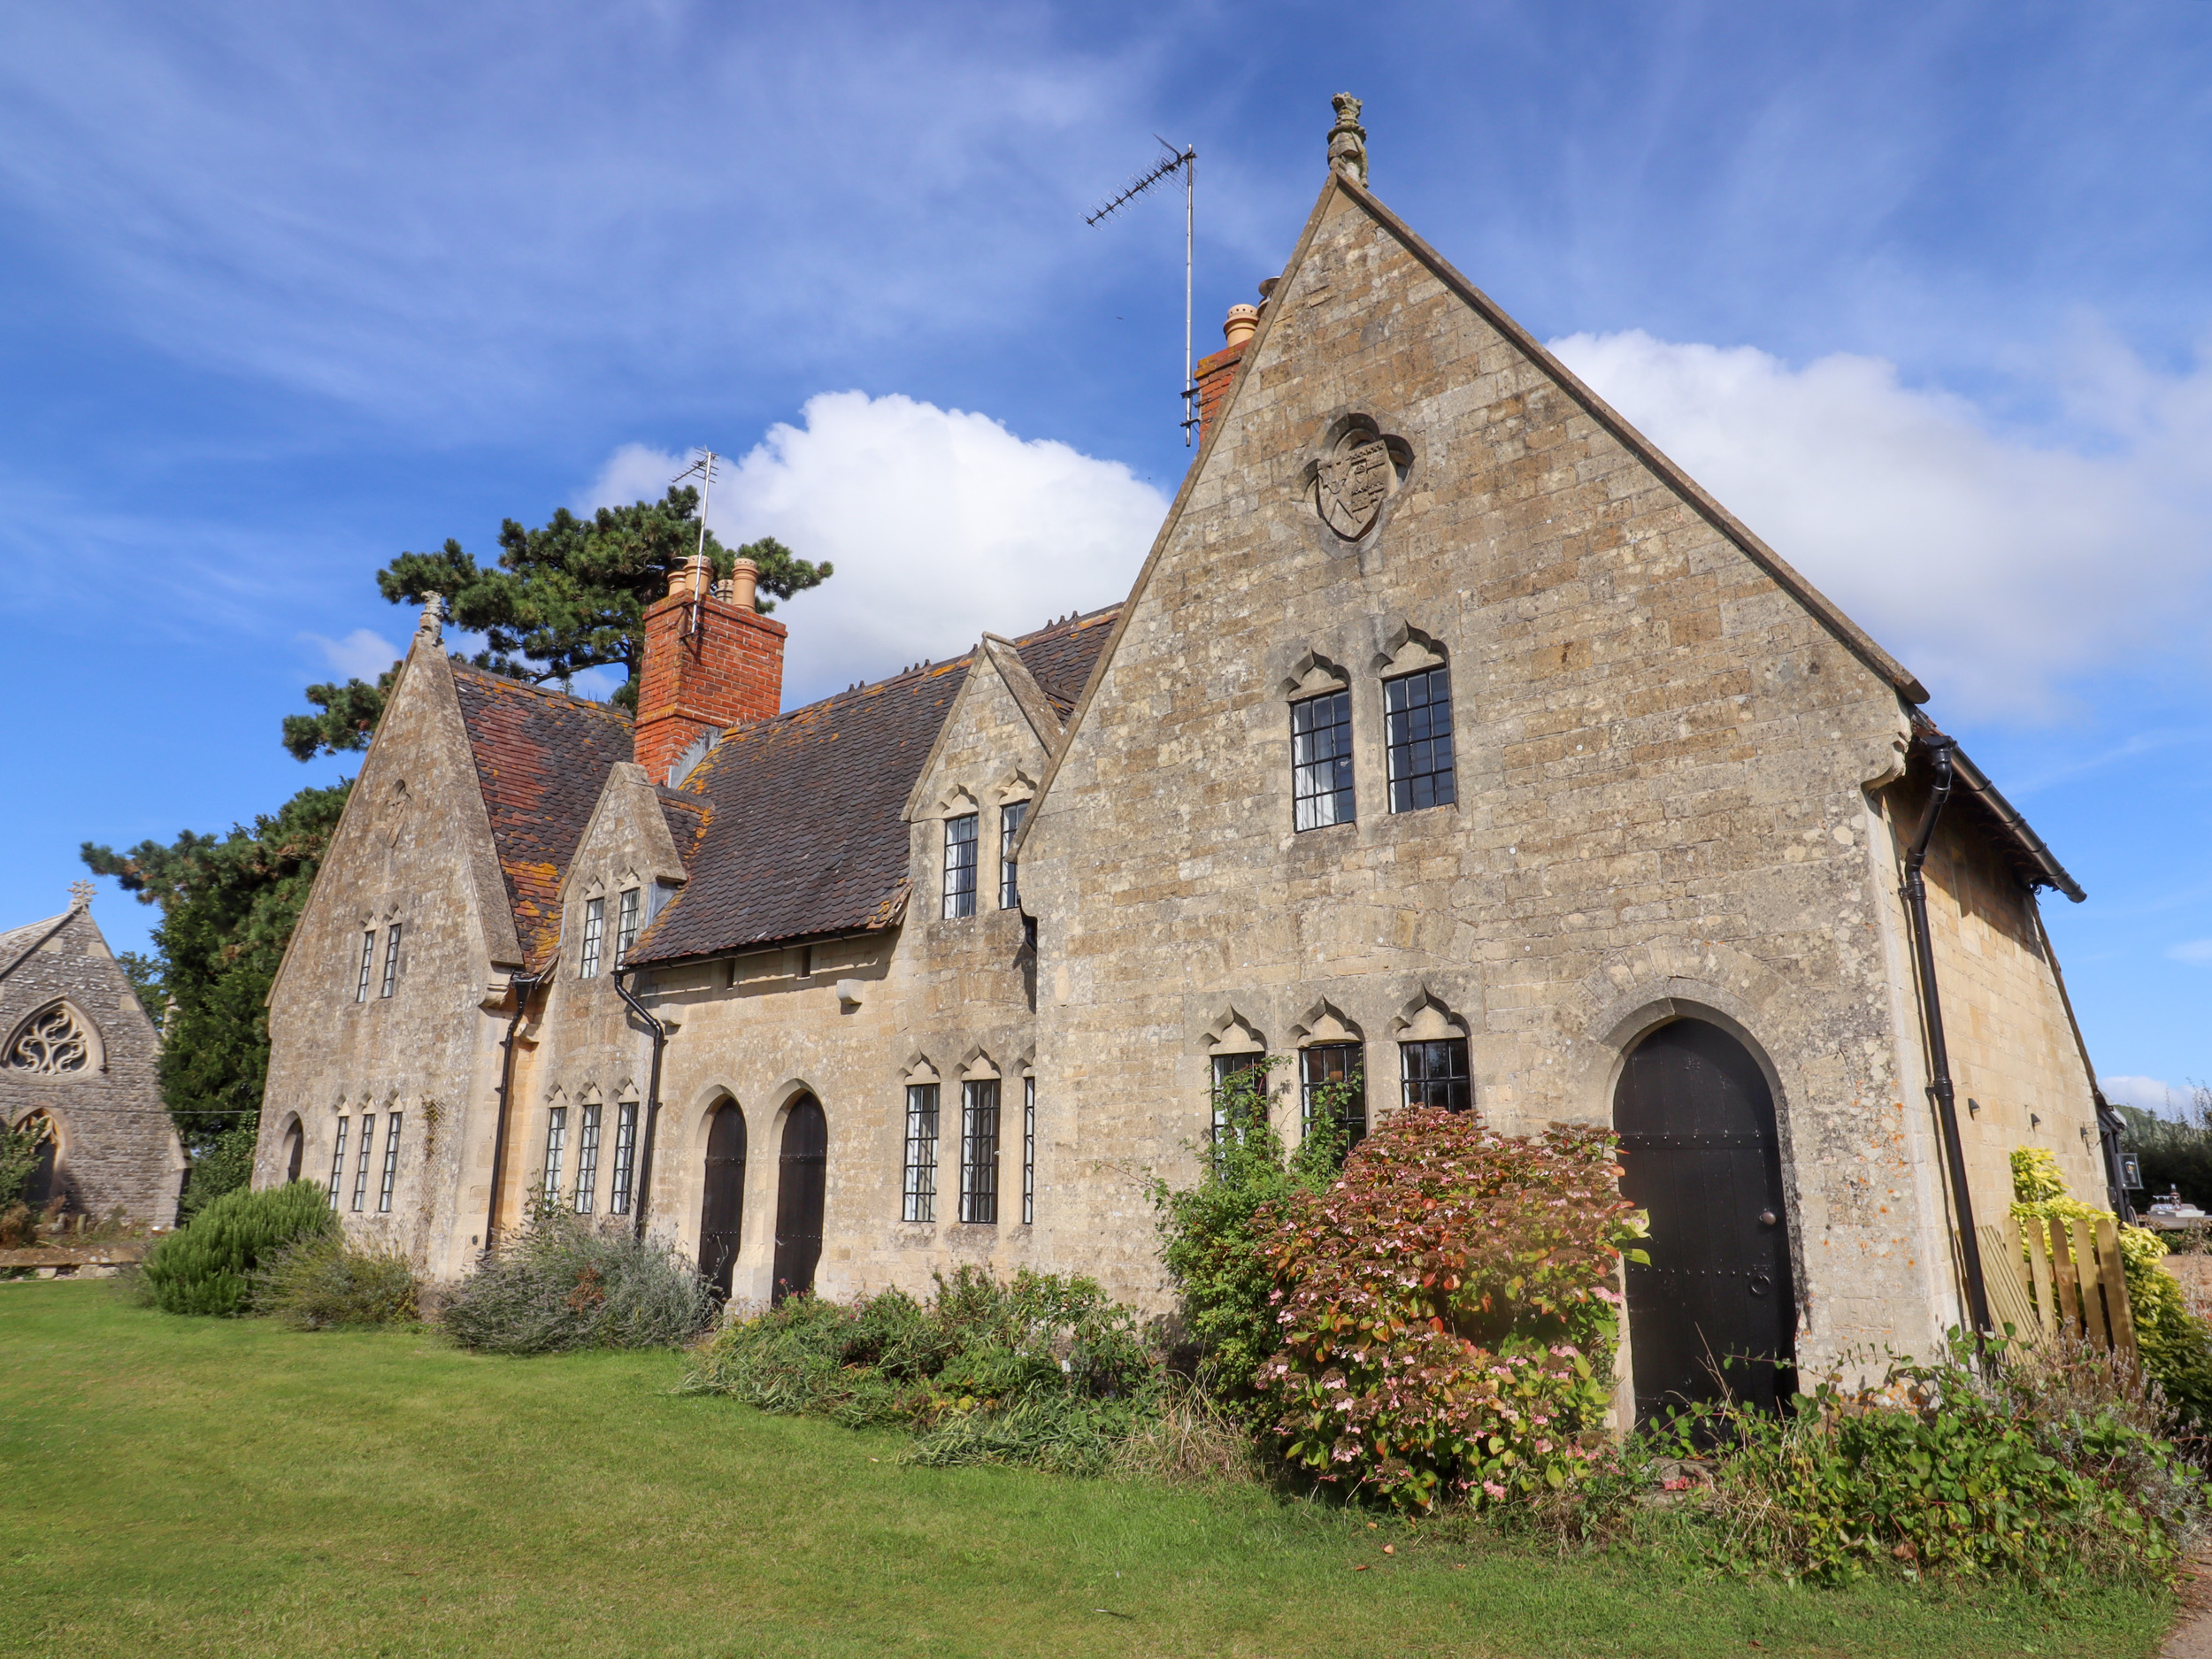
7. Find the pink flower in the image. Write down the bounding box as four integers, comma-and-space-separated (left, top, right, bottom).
1481, 1480, 1507, 1502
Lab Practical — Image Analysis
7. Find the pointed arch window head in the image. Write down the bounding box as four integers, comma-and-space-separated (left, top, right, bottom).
6, 1004, 94, 1075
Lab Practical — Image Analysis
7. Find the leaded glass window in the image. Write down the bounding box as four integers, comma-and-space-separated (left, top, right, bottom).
942, 815, 978, 919
1292, 690, 1355, 831
380, 924, 402, 998
352, 1113, 376, 1211
902, 1084, 939, 1223
328, 1116, 349, 1207
610, 1102, 638, 1216
617, 889, 641, 960
355, 931, 374, 1002
1299, 1043, 1367, 1148
1210, 1052, 1267, 1144
377, 1114, 403, 1213
542, 1106, 567, 1203
1000, 802, 1027, 910
959, 1079, 999, 1225
580, 897, 604, 979
1401, 1039, 1473, 1113
1385, 666, 1456, 812
575, 1103, 601, 1215
1021, 1075, 1035, 1226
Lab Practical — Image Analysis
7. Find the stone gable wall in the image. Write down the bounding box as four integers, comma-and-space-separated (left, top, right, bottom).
1012, 184, 2092, 1373
255, 643, 511, 1279
0, 908, 180, 1225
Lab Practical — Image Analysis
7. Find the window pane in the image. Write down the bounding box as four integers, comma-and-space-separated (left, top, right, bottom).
610, 1103, 638, 1216
377, 1114, 403, 1214
617, 888, 641, 960
355, 933, 373, 1002
542, 1107, 567, 1203
942, 814, 979, 919
580, 897, 604, 979
328, 1117, 349, 1207
1291, 690, 1356, 831
1385, 666, 1457, 813
1000, 801, 1027, 910
1299, 1044, 1367, 1147
1400, 1038, 1474, 1113
380, 924, 402, 998
902, 1084, 940, 1223
575, 1104, 601, 1215
1021, 1076, 1035, 1226
352, 1113, 376, 1210
959, 1079, 1000, 1225
1210, 1053, 1267, 1143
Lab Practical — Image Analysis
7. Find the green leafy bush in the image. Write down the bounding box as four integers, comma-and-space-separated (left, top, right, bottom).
252, 1233, 418, 1330
1256, 1110, 1643, 1512
1147, 1057, 1348, 1410
1678, 1336, 2205, 1588
439, 1209, 712, 1354
140, 1180, 334, 1316
684, 1266, 1160, 1474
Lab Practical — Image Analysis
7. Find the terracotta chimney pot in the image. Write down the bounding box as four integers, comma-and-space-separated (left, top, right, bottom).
1223, 303, 1259, 349
726, 557, 760, 613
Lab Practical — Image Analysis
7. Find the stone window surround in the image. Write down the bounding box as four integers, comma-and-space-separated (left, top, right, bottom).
347, 903, 409, 1009
1272, 626, 1462, 829
3, 999, 105, 1078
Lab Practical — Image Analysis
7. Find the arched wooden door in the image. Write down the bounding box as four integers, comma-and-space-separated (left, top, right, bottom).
698, 1100, 747, 1300
19, 1115, 57, 1209
281, 1118, 305, 1184
770, 1096, 826, 1303
1615, 1018, 1795, 1426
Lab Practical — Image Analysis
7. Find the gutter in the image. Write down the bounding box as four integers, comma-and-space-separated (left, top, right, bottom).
612, 963, 666, 1244
1910, 718, 2086, 903
1900, 736, 1993, 1340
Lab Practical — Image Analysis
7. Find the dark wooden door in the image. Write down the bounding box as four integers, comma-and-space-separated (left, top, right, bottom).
698, 1101, 747, 1300
283, 1122, 304, 1184
1615, 1018, 1794, 1425
771, 1096, 826, 1303
24, 1122, 56, 1209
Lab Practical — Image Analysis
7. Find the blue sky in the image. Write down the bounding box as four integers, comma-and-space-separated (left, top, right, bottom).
2, 2, 2207, 1106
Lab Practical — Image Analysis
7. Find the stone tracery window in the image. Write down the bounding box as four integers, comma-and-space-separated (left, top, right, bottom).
6, 1004, 92, 1075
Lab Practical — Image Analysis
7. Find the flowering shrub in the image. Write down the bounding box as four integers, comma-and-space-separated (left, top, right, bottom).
1255, 1110, 1644, 1510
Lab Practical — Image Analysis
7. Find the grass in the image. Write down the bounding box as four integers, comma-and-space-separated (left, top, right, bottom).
0, 1281, 2179, 1659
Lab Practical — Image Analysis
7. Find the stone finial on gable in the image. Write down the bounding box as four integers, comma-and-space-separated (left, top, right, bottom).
1328, 93, 1367, 186
417, 592, 445, 640
67, 879, 96, 912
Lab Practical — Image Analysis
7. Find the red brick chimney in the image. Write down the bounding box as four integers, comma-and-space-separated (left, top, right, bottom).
1194, 288, 1266, 447
633, 554, 787, 783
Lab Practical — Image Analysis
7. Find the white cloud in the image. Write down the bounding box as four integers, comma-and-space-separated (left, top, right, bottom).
1548, 328, 2212, 719
582, 393, 1167, 704
2104, 1074, 2199, 1116
2170, 940, 2212, 965
302, 627, 401, 682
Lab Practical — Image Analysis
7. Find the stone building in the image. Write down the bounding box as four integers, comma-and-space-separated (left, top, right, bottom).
256, 101, 2112, 1421
3, 885, 182, 1225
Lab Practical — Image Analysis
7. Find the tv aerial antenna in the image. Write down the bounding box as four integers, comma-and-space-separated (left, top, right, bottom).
672, 448, 720, 635
1087, 138, 1198, 445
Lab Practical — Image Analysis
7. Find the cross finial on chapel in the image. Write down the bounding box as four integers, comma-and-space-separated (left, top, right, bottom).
68, 879, 96, 911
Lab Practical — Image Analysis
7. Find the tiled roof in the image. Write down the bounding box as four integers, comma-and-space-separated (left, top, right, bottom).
1013, 606, 1118, 718
449, 664, 635, 971
0, 913, 70, 985
634, 606, 1120, 964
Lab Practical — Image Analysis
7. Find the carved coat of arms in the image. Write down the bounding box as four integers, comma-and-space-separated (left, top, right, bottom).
1313, 425, 1402, 539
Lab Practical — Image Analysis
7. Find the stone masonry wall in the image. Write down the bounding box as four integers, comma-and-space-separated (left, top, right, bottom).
0, 906, 180, 1225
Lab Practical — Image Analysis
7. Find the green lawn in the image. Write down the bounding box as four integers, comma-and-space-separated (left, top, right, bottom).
0, 1282, 2177, 1658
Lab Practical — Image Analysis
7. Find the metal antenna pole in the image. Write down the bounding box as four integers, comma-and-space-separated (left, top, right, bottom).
1085, 140, 1196, 441
671, 449, 720, 639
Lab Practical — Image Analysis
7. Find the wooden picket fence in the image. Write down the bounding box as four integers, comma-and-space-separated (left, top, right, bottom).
1976, 1214, 2139, 1363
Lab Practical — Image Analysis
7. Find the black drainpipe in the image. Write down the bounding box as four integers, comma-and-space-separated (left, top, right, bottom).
1901, 735, 1992, 1340
484, 969, 541, 1255
613, 964, 666, 1244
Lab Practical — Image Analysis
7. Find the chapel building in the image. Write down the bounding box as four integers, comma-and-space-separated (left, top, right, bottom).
3, 886, 183, 1225
254, 102, 2113, 1423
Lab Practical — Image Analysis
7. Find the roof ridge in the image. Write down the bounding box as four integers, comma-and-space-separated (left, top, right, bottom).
448, 659, 633, 725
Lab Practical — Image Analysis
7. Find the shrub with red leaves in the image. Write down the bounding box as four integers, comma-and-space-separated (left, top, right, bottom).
1255, 1110, 1645, 1511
